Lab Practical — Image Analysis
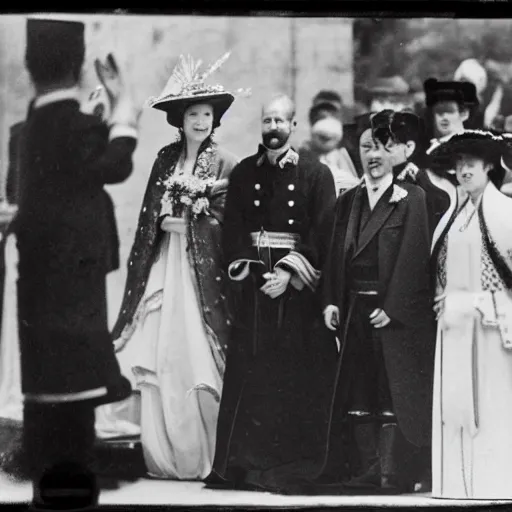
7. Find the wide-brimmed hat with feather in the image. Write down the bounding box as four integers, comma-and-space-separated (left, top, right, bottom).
147, 52, 248, 128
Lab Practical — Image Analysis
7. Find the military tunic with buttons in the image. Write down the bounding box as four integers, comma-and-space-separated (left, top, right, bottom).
209, 146, 338, 492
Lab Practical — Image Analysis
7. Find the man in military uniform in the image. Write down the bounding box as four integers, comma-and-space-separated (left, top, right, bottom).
14, 17, 140, 495
206, 93, 338, 494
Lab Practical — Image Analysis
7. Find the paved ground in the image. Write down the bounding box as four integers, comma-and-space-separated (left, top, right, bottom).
1, 472, 508, 508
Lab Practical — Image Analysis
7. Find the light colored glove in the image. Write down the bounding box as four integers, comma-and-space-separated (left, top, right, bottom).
324, 305, 340, 331
94, 53, 124, 106
369, 308, 391, 329
260, 267, 291, 299
95, 53, 142, 128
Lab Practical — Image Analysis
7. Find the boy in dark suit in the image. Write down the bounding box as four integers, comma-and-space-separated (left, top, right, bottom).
322, 112, 436, 494
14, 17, 140, 497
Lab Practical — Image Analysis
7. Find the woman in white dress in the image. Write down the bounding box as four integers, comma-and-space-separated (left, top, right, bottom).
429, 130, 512, 499
109, 54, 239, 480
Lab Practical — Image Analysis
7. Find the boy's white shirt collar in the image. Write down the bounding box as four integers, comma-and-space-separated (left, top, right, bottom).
363, 172, 394, 210
34, 87, 80, 109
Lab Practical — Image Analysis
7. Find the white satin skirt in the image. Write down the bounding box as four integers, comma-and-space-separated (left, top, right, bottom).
100, 220, 223, 480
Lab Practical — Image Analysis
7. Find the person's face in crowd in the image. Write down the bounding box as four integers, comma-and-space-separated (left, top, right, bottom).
454, 153, 491, 198
359, 128, 395, 181
433, 101, 469, 138
385, 138, 416, 167
311, 118, 343, 154
261, 99, 295, 150
182, 102, 214, 143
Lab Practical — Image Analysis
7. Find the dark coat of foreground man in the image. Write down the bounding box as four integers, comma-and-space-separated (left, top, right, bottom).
207, 139, 338, 493
12, 17, 139, 493
319, 113, 436, 495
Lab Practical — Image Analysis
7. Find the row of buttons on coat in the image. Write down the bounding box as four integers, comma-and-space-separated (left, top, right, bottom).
253, 183, 296, 224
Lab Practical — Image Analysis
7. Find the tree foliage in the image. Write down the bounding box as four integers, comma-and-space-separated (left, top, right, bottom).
354, 18, 512, 99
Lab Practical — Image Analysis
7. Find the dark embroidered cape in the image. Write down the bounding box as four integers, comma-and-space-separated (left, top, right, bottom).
111, 138, 238, 375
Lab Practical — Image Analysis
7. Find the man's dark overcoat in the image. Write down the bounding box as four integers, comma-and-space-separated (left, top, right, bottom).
210, 147, 338, 491
322, 181, 436, 448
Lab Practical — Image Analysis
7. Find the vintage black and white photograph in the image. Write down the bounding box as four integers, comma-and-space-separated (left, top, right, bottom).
1, 9, 512, 508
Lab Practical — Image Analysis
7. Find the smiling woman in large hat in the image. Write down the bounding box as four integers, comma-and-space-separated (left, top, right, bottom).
109, 53, 243, 480
428, 129, 512, 499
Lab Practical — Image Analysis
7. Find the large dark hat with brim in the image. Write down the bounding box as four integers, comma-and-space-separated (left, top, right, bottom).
147, 53, 247, 128
25, 16, 85, 82
424, 78, 479, 108
428, 130, 506, 187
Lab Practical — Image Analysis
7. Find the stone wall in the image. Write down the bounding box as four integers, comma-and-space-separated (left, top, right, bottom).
0, 13, 353, 326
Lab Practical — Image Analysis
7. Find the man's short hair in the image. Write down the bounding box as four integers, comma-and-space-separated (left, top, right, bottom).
262, 93, 296, 121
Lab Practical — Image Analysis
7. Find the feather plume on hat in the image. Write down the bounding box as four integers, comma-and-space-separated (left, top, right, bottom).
146, 52, 250, 128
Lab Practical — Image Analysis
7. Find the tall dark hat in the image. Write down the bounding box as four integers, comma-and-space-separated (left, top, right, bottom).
424, 78, 479, 108
25, 17, 85, 83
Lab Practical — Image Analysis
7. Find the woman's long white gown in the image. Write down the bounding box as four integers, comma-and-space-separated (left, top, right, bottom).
432, 199, 512, 499
117, 218, 223, 479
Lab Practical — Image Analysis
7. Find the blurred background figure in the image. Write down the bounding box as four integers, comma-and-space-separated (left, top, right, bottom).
481, 59, 512, 132
300, 90, 359, 195
409, 77, 427, 118
453, 58, 488, 130
422, 78, 479, 146
363, 75, 414, 113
